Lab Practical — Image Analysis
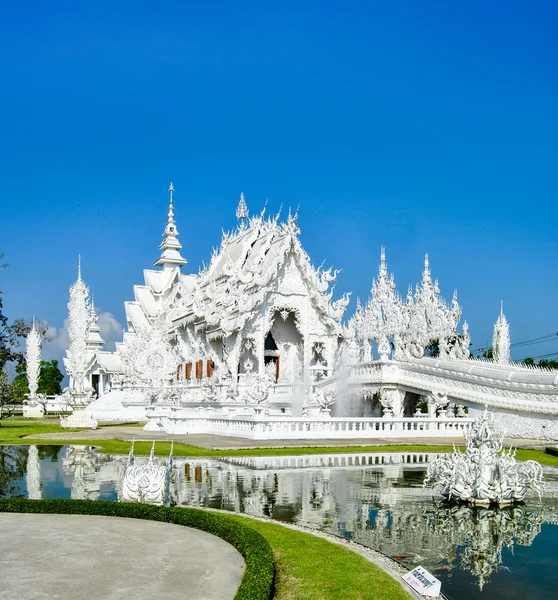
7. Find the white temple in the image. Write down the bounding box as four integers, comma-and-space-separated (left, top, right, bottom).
54, 184, 558, 440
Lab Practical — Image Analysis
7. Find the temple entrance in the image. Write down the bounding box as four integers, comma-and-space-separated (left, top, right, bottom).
91, 374, 100, 398
269, 311, 303, 384
264, 333, 280, 382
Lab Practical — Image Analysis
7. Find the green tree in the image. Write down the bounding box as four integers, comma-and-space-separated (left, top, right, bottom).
10, 360, 64, 402
10, 363, 28, 403
0, 370, 14, 420
37, 360, 64, 395
539, 359, 558, 370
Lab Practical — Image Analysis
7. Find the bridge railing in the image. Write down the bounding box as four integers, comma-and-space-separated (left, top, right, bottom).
150, 410, 473, 440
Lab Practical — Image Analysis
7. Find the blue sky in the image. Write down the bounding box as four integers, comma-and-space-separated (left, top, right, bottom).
1, 0, 557, 363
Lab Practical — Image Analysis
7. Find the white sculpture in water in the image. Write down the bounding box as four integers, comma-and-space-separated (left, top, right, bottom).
425, 410, 544, 504
120, 441, 173, 505
492, 302, 511, 364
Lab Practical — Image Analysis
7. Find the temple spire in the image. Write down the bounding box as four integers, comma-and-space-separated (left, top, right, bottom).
154, 182, 187, 271
86, 295, 105, 350
423, 253, 431, 284
493, 302, 510, 364
379, 247, 387, 278
77, 255, 82, 282
236, 192, 249, 229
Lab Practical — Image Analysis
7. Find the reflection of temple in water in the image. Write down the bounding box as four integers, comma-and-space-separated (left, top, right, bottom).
62, 446, 127, 500
55, 444, 558, 588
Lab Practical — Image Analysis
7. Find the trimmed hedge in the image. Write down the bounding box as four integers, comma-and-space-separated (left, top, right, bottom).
546, 447, 558, 458
0, 498, 275, 600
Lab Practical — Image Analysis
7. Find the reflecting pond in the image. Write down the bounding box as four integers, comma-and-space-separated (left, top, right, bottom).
2, 444, 558, 600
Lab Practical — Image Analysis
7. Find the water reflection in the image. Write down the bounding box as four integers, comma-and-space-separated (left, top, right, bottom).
2, 444, 558, 600
424, 503, 546, 590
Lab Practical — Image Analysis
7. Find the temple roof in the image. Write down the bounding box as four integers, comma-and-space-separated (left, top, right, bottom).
165, 207, 350, 336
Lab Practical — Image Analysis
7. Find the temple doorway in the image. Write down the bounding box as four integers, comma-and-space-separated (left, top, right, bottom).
269, 311, 303, 383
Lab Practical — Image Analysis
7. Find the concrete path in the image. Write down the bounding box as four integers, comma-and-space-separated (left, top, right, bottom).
0, 513, 245, 600
28, 426, 549, 450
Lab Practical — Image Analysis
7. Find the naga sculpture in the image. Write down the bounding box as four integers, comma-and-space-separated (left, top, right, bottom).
120, 441, 173, 505
424, 410, 544, 504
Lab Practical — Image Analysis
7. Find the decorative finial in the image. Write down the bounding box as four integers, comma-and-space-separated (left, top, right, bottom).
164, 183, 177, 234
77, 254, 82, 281
421, 253, 432, 284
154, 182, 187, 270
500, 300, 504, 318
379, 247, 387, 277
236, 192, 249, 229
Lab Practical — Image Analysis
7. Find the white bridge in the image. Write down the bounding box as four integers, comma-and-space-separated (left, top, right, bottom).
137, 355, 558, 441
342, 356, 558, 441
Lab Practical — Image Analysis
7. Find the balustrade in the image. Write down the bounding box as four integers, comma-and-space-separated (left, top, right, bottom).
146, 410, 473, 440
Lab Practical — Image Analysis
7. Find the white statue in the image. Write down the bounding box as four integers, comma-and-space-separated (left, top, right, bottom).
425, 410, 544, 504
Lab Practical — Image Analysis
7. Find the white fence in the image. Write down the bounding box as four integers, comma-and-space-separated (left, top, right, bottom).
147, 412, 473, 440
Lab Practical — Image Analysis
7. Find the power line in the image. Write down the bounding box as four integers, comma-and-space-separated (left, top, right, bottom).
518, 351, 558, 361
471, 331, 558, 354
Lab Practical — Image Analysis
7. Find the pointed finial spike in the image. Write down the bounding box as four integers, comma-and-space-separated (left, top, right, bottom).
236, 191, 249, 225
500, 300, 504, 317
77, 255, 82, 281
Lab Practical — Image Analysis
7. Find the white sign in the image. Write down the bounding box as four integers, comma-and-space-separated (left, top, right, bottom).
402, 566, 441, 597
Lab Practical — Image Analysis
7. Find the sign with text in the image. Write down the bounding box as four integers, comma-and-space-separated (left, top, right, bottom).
402, 566, 441, 597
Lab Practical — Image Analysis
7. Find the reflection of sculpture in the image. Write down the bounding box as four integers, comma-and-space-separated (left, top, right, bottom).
120, 441, 173, 505
424, 503, 545, 590
425, 410, 544, 504
25, 445, 42, 500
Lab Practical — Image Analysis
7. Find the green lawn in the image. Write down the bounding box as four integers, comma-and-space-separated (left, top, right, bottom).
224, 513, 411, 600
1, 418, 557, 465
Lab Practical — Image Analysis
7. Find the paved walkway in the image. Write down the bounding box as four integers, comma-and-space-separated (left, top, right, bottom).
29, 426, 549, 449
0, 513, 245, 600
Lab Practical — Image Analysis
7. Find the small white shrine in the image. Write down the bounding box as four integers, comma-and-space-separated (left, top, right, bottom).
45, 184, 558, 440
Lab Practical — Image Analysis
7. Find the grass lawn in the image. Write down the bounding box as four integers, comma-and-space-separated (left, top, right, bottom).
225, 513, 411, 600
1, 418, 557, 465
